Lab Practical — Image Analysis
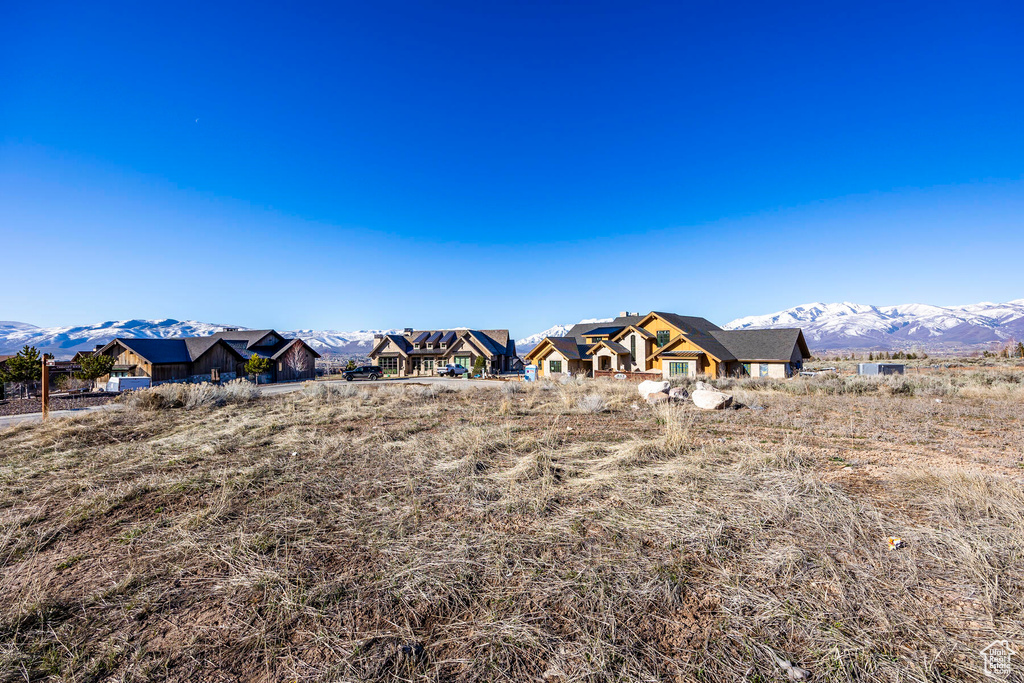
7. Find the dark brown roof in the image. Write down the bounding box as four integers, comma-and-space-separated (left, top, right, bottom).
592, 340, 630, 354
710, 328, 810, 361
545, 337, 588, 360
564, 315, 646, 344
390, 329, 514, 358
648, 312, 736, 361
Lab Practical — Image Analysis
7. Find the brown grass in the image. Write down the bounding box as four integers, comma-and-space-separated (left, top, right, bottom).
1, 374, 1022, 681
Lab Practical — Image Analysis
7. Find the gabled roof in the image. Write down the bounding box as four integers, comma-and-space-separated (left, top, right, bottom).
100, 338, 192, 364
563, 314, 646, 344
206, 329, 283, 349
710, 328, 810, 361
269, 337, 321, 360
381, 329, 513, 358
642, 312, 735, 362
610, 325, 654, 341
98, 337, 246, 365
529, 336, 588, 361
589, 340, 630, 355
370, 334, 412, 357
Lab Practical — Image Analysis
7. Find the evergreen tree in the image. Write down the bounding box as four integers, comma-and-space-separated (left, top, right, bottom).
76, 354, 115, 382
245, 355, 273, 384
346, 359, 356, 370
0, 345, 42, 383
473, 356, 486, 377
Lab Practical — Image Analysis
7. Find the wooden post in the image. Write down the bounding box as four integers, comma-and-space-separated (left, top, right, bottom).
41, 357, 50, 419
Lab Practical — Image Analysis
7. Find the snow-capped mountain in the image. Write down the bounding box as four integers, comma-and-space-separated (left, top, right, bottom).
517, 317, 614, 351
0, 319, 403, 358
724, 299, 1024, 350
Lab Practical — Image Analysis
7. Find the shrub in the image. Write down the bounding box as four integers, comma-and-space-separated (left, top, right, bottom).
120, 379, 261, 410
576, 394, 607, 413
501, 382, 525, 395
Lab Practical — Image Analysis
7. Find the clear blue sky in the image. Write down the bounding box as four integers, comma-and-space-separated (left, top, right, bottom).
2, 1, 1023, 339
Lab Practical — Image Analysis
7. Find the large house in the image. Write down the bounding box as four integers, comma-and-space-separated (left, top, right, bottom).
93, 329, 320, 385
369, 328, 517, 377
524, 311, 809, 380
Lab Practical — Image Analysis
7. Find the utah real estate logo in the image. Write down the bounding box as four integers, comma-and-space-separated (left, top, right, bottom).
981, 640, 1016, 678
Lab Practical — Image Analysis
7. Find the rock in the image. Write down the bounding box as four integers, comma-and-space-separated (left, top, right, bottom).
646, 391, 669, 405
668, 387, 689, 401
694, 380, 715, 392
638, 379, 671, 399
692, 388, 733, 410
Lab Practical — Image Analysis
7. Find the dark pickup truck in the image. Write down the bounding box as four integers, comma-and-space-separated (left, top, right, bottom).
343, 365, 383, 381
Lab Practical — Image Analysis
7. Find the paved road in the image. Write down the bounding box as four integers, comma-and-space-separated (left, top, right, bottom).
0, 377, 505, 428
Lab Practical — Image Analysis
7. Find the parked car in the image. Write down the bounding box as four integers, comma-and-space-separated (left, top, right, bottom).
343, 365, 383, 381
437, 363, 468, 377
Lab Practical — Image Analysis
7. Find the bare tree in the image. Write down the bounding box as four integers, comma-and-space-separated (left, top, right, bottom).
283, 343, 310, 377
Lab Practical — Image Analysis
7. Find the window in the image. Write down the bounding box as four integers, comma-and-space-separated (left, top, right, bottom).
378, 357, 398, 374
423, 359, 434, 372
669, 361, 689, 377
759, 363, 770, 377
454, 355, 471, 368
630, 335, 636, 361
656, 330, 670, 347
741, 363, 751, 376
549, 360, 562, 374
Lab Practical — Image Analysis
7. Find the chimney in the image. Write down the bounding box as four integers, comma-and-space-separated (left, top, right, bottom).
619, 311, 629, 317
373, 333, 384, 341
404, 327, 413, 335
221, 327, 239, 332
94, 344, 103, 350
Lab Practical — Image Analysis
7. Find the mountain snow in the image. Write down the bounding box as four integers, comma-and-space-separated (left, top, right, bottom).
5, 301, 1022, 358
517, 318, 614, 350
0, 319, 404, 358
724, 299, 1024, 350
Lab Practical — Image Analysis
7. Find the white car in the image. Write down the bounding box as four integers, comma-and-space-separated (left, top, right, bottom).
437, 363, 468, 377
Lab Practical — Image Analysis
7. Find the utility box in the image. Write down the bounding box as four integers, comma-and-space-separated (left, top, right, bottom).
858, 363, 905, 376
524, 364, 538, 382
105, 376, 153, 392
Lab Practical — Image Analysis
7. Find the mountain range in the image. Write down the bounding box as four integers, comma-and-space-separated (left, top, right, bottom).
723, 300, 1024, 350
0, 320, 398, 359
2, 298, 1022, 359
524, 299, 1024, 353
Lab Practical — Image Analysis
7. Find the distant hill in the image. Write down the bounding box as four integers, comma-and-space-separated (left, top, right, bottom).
0, 320, 401, 359
516, 300, 1024, 353
723, 300, 1024, 351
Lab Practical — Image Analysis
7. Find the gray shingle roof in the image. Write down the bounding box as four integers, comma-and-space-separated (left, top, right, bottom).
564, 315, 646, 343
650, 312, 735, 361
710, 328, 810, 361
112, 338, 192, 364
593, 340, 630, 354
545, 337, 588, 360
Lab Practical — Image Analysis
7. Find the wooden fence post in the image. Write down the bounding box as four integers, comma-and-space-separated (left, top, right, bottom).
41, 358, 50, 419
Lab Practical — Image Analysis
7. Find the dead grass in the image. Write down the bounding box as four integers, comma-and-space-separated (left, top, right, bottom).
1, 374, 1022, 681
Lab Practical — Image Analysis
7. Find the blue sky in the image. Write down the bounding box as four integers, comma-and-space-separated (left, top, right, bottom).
2, 1, 1022, 339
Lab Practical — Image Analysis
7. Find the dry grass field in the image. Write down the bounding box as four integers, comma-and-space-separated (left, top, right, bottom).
1, 372, 1022, 682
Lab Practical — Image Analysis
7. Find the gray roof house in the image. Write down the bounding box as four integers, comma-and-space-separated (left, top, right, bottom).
93, 329, 320, 384
368, 328, 517, 376
526, 310, 809, 379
